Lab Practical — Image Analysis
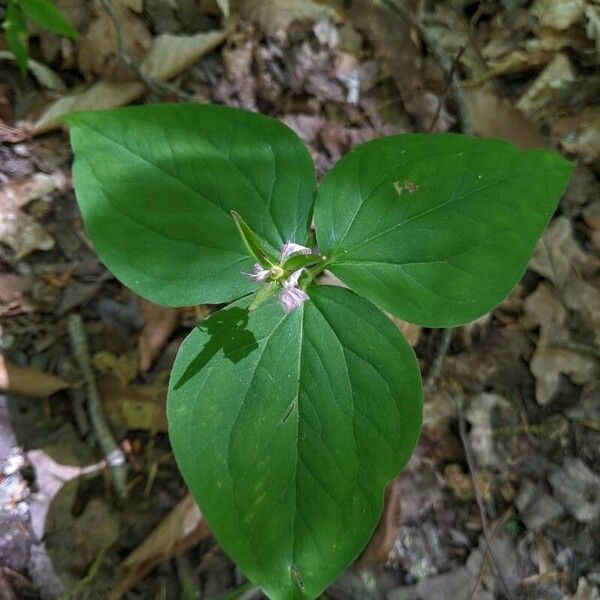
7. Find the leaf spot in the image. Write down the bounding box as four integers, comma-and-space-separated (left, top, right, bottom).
291, 566, 305, 590
394, 180, 419, 195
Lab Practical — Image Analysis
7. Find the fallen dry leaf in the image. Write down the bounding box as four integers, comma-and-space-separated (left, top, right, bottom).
464, 87, 545, 149
0, 210, 54, 259
93, 351, 138, 388
233, 0, 342, 35
0, 354, 70, 398
0, 172, 67, 258
355, 477, 402, 569
140, 31, 226, 80
388, 315, 422, 348
531, 0, 585, 31
32, 80, 144, 135
349, 0, 454, 132
78, 0, 152, 81
0, 51, 67, 93
517, 52, 576, 116
0, 274, 33, 315
552, 106, 600, 171
137, 297, 180, 373
32, 30, 226, 134
109, 493, 210, 600
523, 282, 598, 404
98, 377, 167, 432
530, 216, 597, 288
0, 172, 69, 209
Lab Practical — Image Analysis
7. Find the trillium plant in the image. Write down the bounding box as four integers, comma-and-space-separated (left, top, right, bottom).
66, 104, 572, 600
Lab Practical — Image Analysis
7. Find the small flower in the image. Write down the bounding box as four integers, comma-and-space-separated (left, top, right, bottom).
280, 242, 311, 262
243, 263, 269, 283
279, 269, 308, 313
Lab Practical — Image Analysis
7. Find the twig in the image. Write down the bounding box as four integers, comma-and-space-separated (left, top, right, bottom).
467, 508, 514, 600
98, 0, 194, 102
428, 47, 466, 133
550, 340, 600, 359
67, 314, 127, 498
61, 546, 109, 600
424, 328, 453, 394
450, 382, 515, 600
380, 0, 472, 135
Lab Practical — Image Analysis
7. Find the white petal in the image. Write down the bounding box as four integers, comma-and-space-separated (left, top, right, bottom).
279, 286, 309, 313
284, 269, 303, 288
280, 242, 311, 261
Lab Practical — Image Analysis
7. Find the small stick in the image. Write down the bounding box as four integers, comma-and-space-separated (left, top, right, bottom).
424, 328, 453, 393
380, 0, 472, 135
67, 314, 127, 498
451, 382, 515, 600
428, 47, 466, 133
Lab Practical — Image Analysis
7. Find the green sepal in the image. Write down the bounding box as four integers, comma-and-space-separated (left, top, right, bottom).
283, 253, 326, 272
232, 210, 277, 268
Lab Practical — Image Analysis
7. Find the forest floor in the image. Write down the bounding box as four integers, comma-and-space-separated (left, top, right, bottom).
0, 1, 599, 599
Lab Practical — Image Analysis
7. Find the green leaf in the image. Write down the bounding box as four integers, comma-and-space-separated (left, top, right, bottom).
4, 2, 29, 75
18, 0, 79, 38
314, 134, 573, 327
167, 285, 422, 600
66, 104, 316, 306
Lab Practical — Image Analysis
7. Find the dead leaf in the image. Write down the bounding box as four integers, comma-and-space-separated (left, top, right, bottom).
98, 377, 167, 432
282, 114, 326, 145
0, 52, 67, 93
548, 458, 600, 522
517, 52, 577, 115
466, 393, 512, 469
0, 354, 70, 398
349, 0, 454, 131
32, 30, 226, 134
0, 172, 69, 209
32, 80, 145, 135
93, 351, 138, 388
137, 298, 180, 373
0, 274, 33, 315
388, 315, 422, 347
109, 493, 210, 600
531, 0, 585, 30
444, 463, 492, 501
530, 216, 596, 288
233, 0, 343, 35
78, 0, 152, 81
355, 477, 402, 569
428, 3, 488, 80
140, 31, 226, 80
0, 210, 54, 259
464, 87, 545, 149
0, 171, 66, 258
585, 4, 600, 49
552, 107, 600, 171
523, 282, 598, 404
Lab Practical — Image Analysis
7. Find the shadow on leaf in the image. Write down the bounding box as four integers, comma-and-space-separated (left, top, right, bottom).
173, 306, 257, 390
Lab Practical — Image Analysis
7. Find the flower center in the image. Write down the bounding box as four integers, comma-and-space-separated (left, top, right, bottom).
269, 265, 285, 280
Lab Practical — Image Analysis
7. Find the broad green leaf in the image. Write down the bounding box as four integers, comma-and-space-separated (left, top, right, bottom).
4, 2, 29, 75
18, 0, 79, 38
167, 285, 422, 600
67, 104, 316, 306
315, 134, 573, 327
